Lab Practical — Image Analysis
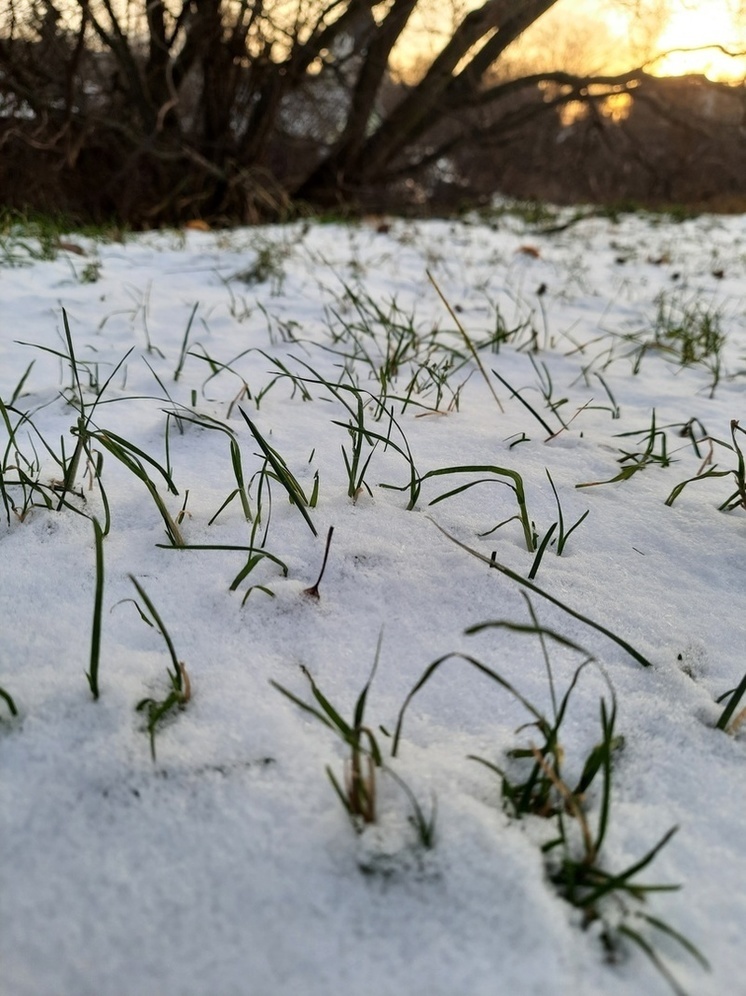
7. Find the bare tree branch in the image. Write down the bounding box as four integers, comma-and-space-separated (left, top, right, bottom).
2, 0, 745, 223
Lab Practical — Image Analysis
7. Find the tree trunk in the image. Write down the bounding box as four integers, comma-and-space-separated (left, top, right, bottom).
298, 0, 561, 200
296, 0, 419, 201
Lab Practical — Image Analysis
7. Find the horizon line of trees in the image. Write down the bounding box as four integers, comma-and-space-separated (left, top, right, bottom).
1, 1, 745, 227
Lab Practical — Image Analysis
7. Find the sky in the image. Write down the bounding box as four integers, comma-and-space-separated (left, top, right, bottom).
533, 0, 746, 79
397, 0, 746, 82
616, 0, 746, 79
8, 0, 746, 84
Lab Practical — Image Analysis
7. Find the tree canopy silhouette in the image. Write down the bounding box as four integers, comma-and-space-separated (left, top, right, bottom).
0, 1, 744, 224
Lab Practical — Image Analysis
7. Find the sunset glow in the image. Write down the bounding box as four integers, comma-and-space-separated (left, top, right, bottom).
651, 4, 746, 79
391, 1, 746, 85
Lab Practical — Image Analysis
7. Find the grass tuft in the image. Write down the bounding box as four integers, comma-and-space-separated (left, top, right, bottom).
392, 603, 704, 994
273, 634, 435, 845
272, 652, 383, 828
666, 420, 745, 514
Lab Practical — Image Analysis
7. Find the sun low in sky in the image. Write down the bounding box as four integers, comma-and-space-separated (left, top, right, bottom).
650, 2, 746, 79
430, 0, 746, 85
442, 0, 746, 83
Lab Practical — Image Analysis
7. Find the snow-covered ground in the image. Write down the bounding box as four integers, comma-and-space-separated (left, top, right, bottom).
1, 206, 744, 996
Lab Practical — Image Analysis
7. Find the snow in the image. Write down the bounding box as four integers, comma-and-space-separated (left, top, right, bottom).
1, 207, 744, 996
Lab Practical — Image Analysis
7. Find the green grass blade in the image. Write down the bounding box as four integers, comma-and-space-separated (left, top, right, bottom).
9, 360, 35, 405
92, 428, 178, 493
326, 765, 355, 818
137, 691, 181, 761
636, 912, 710, 970
228, 550, 288, 591
492, 368, 555, 435
0, 685, 18, 717
353, 629, 383, 731
86, 517, 105, 700
664, 468, 729, 507
93, 433, 183, 545
427, 270, 505, 413
430, 518, 653, 668
61, 307, 85, 409
716, 671, 746, 731
419, 465, 534, 552
302, 667, 353, 740
239, 409, 317, 536
128, 576, 181, 692
547, 468, 589, 555
174, 302, 199, 382
229, 438, 252, 521
465, 619, 590, 657
616, 924, 690, 996
90, 451, 112, 536
384, 766, 437, 848
392, 651, 543, 757
581, 826, 679, 908
591, 697, 617, 853
271, 679, 338, 734
528, 522, 557, 579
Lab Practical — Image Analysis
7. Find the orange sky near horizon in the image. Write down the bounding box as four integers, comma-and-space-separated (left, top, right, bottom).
12, 1, 746, 85
570, 0, 746, 81
647, 3, 746, 79
393, 0, 746, 84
